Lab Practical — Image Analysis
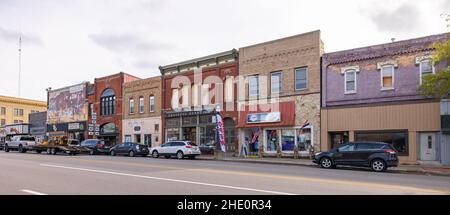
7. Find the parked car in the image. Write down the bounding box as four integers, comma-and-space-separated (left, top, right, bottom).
199, 143, 215, 155
80, 139, 111, 155
313, 142, 399, 172
0, 140, 4, 150
4, 136, 37, 153
109, 142, 149, 157
150, 141, 201, 159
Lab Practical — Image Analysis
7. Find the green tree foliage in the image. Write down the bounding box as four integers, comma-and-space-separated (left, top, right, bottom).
418, 40, 450, 99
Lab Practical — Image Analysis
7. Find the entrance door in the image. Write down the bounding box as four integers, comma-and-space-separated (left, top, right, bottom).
223, 118, 236, 156
420, 133, 437, 161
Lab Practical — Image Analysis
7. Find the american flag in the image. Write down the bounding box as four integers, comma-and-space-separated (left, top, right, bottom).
251, 128, 260, 143
301, 120, 310, 129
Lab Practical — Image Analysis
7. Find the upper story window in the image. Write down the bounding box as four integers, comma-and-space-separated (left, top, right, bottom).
14, 108, 24, 117
139, 97, 144, 113
377, 60, 398, 90
417, 56, 435, 84
171, 88, 179, 109
149, 96, 155, 113
345, 70, 357, 93
271, 71, 282, 95
224, 77, 234, 103
129, 98, 135, 114
248, 75, 259, 98
1, 107, 6, 115
100, 88, 116, 116
295, 67, 308, 91
182, 84, 190, 107
1, 119, 5, 126
191, 84, 200, 107
201, 84, 210, 106
381, 65, 395, 89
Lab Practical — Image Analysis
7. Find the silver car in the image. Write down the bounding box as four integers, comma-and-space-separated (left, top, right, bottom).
150, 141, 201, 159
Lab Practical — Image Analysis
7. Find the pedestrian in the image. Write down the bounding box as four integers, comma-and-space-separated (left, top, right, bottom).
239, 137, 249, 158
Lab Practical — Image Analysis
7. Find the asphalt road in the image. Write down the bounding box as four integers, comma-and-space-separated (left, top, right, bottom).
0, 151, 449, 195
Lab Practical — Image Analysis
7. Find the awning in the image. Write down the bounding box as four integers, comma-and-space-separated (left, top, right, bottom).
237, 101, 295, 128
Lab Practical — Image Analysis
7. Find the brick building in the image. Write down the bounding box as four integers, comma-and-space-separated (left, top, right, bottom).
237, 30, 323, 158
321, 33, 449, 164
160, 50, 239, 156
122, 76, 162, 147
90, 72, 140, 145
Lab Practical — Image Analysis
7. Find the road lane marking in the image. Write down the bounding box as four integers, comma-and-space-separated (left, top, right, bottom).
21, 189, 47, 195
40, 163, 297, 195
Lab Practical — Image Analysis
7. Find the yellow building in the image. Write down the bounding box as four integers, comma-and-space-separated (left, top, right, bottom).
0, 95, 47, 126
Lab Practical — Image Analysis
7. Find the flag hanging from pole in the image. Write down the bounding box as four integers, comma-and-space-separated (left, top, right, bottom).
215, 113, 226, 152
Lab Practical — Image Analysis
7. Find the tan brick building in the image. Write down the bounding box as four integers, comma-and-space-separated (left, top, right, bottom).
122, 76, 162, 147
237, 30, 323, 158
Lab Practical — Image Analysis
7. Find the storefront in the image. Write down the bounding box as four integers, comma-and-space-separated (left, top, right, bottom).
237, 101, 314, 157
123, 117, 161, 147
164, 110, 217, 147
99, 122, 119, 146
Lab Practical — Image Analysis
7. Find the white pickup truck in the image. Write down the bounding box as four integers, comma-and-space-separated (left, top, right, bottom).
4, 136, 37, 153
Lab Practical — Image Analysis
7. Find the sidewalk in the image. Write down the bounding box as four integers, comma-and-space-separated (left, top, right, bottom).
196, 156, 450, 177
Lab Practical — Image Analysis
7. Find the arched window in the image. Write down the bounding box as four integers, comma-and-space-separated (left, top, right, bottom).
101, 89, 116, 116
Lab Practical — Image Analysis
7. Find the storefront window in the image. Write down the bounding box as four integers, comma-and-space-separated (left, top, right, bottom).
355, 131, 408, 155
166, 118, 180, 128
144, 134, 152, 147
182, 116, 197, 126
182, 127, 197, 144
200, 126, 215, 147
167, 128, 180, 141
199, 115, 214, 124
296, 128, 311, 152
265, 130, 278, 152
281, 130, 295, 151
330, 132, 349, 149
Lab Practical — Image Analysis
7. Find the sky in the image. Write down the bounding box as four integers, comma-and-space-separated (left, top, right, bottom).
0, 0, 448, 101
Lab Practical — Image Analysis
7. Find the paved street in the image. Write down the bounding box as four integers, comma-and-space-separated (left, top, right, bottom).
1, 151, 450, 195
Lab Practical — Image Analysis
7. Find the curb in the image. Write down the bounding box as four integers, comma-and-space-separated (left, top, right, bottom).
196, 157, 450, 177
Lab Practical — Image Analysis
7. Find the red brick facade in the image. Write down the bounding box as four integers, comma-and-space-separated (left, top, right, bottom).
89, 72, 140, 144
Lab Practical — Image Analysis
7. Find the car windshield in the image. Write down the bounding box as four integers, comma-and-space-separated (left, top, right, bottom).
21, 137, 35, 141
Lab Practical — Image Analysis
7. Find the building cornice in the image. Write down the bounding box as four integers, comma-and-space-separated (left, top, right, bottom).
0, 95, 47, 107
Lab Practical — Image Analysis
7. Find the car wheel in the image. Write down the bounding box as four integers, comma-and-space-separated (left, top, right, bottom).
110, 150, 116, 156
18, 145, 24, 153
51, 148, 57, 155
176, 151, 184, 160
164, 155, 171, 159
371, 159, 387, 172
320, 157, 333, 169
152, 151, 159, 158
47, 148, 52, 154
129, 151, 135, 157
4, 144, 9, 152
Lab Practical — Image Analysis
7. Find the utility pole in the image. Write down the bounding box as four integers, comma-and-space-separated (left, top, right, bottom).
18, 35, 22, 97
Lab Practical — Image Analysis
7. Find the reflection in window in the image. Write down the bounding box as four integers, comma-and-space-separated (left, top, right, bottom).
355, 131, 408, 155
281, 130, 295, 151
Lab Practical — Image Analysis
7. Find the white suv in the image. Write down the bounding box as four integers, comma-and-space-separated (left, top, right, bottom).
150, 141, 201, 159
4, 136, 37, 153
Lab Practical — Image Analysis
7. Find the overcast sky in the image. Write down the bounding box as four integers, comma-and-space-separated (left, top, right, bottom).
0, 0, 448, 101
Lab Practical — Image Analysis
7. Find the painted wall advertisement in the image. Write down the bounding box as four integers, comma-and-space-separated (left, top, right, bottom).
47, 84, 88, 124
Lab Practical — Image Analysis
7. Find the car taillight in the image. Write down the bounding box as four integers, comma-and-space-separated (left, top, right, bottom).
186, 145, 192, 149
384, 149, 396, 154
97, 144, 104, 148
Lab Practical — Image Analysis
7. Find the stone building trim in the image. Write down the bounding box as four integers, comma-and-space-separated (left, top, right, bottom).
340, 65, 360, 74
376, 60, 399, 70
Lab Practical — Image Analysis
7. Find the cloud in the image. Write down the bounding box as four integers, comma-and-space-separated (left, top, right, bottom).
89, 33, 173, 53
366, 2, 421, 34
0, 27, 43, 46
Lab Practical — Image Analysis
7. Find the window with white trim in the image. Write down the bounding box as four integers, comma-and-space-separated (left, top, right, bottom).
295, 68, 308, 90
224, 77, 234, 102
171, 89, 179, 109
420, 59, 434, 84
248, 75, 259, 98
139, 97, 144, 113
381, 65, 394, 89
271, 72, 282, 94
149, 96, 155, 113
129, 98, 135, 114
344, 69, 357, 93
201, 84, 210, 106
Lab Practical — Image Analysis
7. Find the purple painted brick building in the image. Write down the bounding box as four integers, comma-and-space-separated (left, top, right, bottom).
320, 33, 449, 164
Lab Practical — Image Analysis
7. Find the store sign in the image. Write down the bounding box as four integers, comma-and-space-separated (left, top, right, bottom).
68, 123, 80, 130
247, 112, 281, 124
165, 110, 215, 118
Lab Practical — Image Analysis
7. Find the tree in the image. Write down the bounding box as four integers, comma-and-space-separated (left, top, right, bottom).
418, 40, 450, 99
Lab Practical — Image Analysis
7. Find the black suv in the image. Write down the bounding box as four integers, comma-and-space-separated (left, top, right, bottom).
80, 139, 111, 155
313, 142, 399, 172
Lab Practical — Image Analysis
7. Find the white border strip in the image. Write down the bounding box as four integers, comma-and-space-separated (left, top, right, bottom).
21, 189, 47, 195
